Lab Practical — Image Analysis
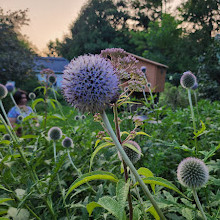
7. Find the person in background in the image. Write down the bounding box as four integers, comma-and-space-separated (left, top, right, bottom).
8, 89, 34, 136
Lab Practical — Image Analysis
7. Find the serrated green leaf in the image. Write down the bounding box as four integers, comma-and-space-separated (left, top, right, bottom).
94, 139, 101, 148
21, 135, 37, 139
103, 137, 112, 141
146, 206, 160, 220
32, 98, 44, 109
134, 177, 190, 200
120, 131, 130, 136
116, 180, 130, 209
0, 140, 10, 145
98, 196, 126, 220
193, 120, 206, 138
65, 171, 118, 198
123, 143, 143, 156
137, 167, 155, 193
0, 198, 13, 204
133, 206, 142, 220
90, 142, 115, 171
86, 202, 102, 216
136, 131, 151, 137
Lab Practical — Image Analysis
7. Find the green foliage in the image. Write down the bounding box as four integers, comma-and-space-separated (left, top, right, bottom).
48, 0, 131, 59
0, 8, 35, 85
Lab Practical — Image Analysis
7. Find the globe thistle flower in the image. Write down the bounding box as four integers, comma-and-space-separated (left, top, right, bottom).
81, 115, 86, 120
29, 92, 36, 100
192, 82, 198, 90
141, 66, 146, 74
62, 137, 73, 148
48, 127, 62, 141
118, 140, 142, 164
3, 134, 11, 141
147, 83, 151, 88
0, 84, 8, 99
180, 71, 197, 89
5, 82, 14, 93
62, 54, 119, 113
74, 115, 80, 121
17, 115, 24, 122
177, 157, 209, 188
48, 74, 57, 85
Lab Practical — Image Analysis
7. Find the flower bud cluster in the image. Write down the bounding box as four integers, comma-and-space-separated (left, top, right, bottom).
100, 48, 146, 91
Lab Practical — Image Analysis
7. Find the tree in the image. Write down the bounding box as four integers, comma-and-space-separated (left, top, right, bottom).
117, 0, 168, 30
48, 0, 132, 60
178, 0, 220, 52
0, 8, 35, 85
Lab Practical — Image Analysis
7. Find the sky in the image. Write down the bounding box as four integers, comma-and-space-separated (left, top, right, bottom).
1, 0, 181, 53
1, 0, 87, 52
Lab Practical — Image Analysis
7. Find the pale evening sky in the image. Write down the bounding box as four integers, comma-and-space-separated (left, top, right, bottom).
1, 0, 181, 53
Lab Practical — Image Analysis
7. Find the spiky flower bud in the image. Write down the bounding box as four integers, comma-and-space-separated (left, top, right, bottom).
81, 115, 86, 120
17, 115, 24, 122
0, 84, 8, 99
147, 83, 151, 88
48, 74, 57, 85
141, 66, 146, 73
74, 115, 80, 121
62, 54, 119, 113
180, 71, 197, 89
177, 157, 209, 188
118, 140, 142, 164
192, 82, 198, 90
3, 134, 11, 141
5, 83, 14, 93
48, 127, 62, 141
29, 92, 36, 100
62, 137, 73, 148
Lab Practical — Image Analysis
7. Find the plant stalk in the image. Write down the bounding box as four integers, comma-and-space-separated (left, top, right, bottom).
101, 111, 165, 220
192, 187, 207, 220
113, 105, 133, 220
187, 89, 198, 155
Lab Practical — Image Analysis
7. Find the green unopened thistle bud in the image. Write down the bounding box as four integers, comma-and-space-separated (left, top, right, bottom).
180, 71, 197, 89
3, 134, 11, 141
0, 84, 8, 99
17, 115, 24, 122
177, 157, 209, 188
81, 115, 86, 120
5, 82, 15, 93
74, 115, 80, 121
118, 140, 142, 164
48, 127, 62, 141
29, 92, 36, 100
62, 137, 73, 148
48, 74, 57, 84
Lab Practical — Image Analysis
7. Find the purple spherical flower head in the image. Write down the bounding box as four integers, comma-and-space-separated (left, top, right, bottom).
5, 83, 14, 93
180, 71, 197, 89
62, 54, 119, 113
192, 82, 198, 90
177, 157, 209, 188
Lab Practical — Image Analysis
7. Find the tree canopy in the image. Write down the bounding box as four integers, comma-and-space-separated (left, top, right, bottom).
0, 8, 35, 85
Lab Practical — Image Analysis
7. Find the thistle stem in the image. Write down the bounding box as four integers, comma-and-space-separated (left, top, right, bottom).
187, 89, 198, 155
0, 115, 56, 219
192, 187, 207, 220
0, 100, 17, 139
9, 93, 21, 114
113, 105, 133, 219
101, 111, 165, 220
53, 141, 57, 163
